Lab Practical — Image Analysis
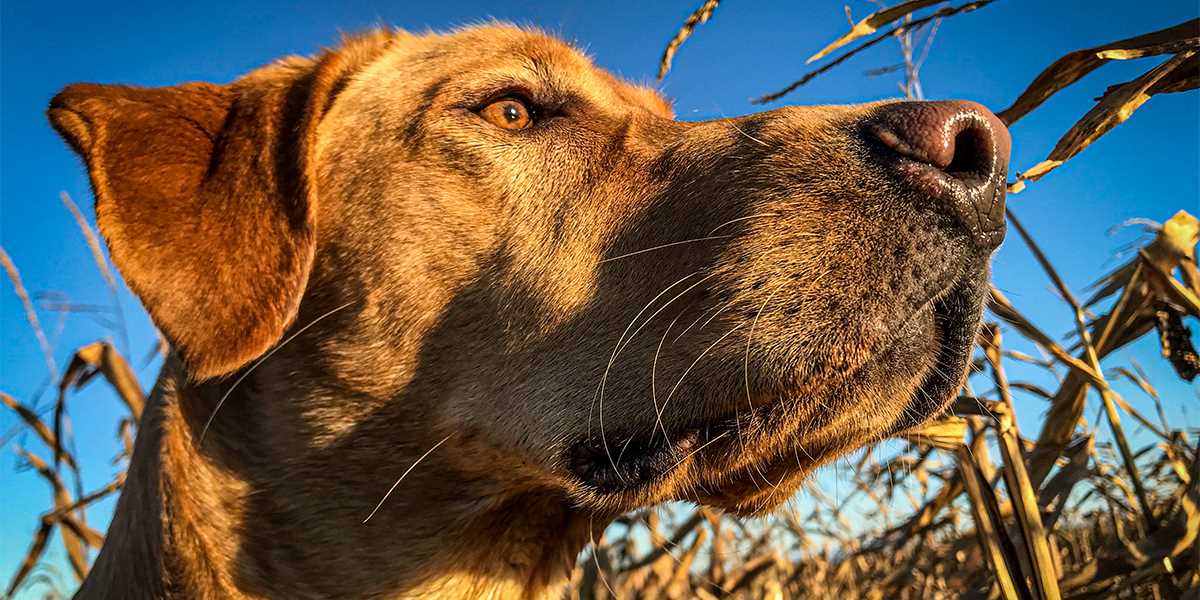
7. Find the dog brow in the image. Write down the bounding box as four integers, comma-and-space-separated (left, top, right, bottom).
400, 77, 450, 147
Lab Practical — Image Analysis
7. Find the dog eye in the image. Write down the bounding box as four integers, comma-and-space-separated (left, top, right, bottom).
479, 97, 534, 130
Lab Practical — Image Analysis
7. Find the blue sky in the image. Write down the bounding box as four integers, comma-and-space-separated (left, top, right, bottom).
2, 0, 1198, 594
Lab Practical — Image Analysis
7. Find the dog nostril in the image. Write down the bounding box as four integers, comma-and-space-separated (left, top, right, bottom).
945, 125, 993, 181
867, 100, 1012, 249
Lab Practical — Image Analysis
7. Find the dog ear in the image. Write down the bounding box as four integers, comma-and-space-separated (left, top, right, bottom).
47, 32, 392, 380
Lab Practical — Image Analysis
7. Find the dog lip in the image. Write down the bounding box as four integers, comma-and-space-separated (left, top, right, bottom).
568, 428, 699, 494
891, 279, 980, 432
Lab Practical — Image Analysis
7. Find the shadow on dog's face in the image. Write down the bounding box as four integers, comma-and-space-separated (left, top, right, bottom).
51, 25, 1008, 520
301, 25, 1008, 516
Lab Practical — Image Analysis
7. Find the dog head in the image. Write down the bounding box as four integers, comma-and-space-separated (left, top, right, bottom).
49, 25, 1007, 518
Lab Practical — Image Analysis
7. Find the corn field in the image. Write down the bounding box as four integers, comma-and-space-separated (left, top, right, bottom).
3, 2, 1199, 599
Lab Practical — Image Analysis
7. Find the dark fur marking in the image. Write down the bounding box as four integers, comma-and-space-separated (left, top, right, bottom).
401, 77, 450, 147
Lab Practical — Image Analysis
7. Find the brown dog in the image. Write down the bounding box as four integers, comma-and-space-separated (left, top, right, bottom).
48, 24, 1009, 599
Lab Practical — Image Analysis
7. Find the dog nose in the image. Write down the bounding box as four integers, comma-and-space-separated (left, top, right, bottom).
867, 100, 1010, 250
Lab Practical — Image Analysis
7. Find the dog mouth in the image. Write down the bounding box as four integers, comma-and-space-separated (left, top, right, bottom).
566, 280, 982, 498
567, 428, 701, 495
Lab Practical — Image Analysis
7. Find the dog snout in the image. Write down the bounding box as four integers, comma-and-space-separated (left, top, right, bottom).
867, 100, 1011, 250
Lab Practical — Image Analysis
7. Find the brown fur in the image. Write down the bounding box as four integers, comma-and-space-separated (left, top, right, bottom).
49, 25, 1004, 599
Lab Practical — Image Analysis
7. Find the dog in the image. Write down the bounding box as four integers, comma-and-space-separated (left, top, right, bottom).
48, 24, 1009, 599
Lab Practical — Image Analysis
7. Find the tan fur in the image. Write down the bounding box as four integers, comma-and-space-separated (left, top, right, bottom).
49, 25, 1003, 599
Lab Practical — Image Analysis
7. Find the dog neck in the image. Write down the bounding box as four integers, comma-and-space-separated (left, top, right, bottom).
76, 360, 600, 599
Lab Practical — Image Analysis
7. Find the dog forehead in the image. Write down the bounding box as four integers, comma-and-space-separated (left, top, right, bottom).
375, 24, 672, 118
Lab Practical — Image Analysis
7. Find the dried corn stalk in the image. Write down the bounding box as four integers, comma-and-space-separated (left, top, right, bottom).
807, 0, 945, 64
657, 0, 720, 81
1010, 49, 1199, 191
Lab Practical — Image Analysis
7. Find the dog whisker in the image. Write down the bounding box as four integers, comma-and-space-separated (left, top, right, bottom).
599, 235, 732, 263
667, 430, 729, 472
671, 300, 722, 344
199, 301, 353, 446
739, 436, 772, 491
593, 271, 709, 476
653, 323, 743, 444
730, 389, 774, 490
697, 297, 737, 332
745, 282, 787, 422
616, 274, 717, 361
362, 433, 454, 524
587, 515, 619, 600
728, 117, 769, 147
650, 311, 684, 442
706, 212, 782, 236
752, 470, 791, 514
614, 433, 637, 468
